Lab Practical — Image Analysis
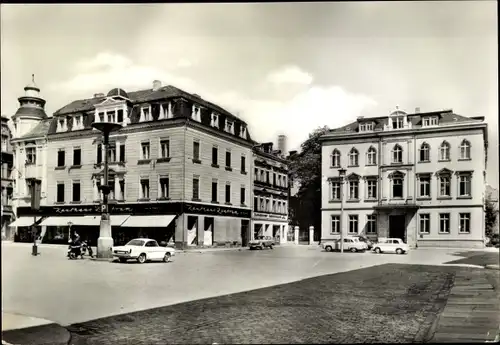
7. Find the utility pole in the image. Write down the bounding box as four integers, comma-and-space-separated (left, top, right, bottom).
30, 179, 41, 256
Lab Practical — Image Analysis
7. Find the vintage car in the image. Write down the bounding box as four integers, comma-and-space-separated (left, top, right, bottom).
372, 238, 410, 254
321, 237, 368, 252
353, 235, 374, 250
249, 236, 275, 250
112, 238, 176, 263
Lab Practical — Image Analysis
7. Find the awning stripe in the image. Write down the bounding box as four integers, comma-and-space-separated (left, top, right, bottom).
8, 217, 41, 227
121, 215, 176, 228
40, 216, 85, 227
39, 215, 130, 227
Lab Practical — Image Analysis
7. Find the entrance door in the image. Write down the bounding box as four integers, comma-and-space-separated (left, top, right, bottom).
389, 215, 406, 242
241, 220, 249, 246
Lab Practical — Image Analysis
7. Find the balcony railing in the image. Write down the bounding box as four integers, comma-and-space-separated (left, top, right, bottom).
24, 164, 38, 179
375, 197, 419, 209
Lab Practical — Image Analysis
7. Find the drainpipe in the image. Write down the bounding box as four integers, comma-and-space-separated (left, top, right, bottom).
182, 115, 190, 250
377, 134, 382, 241
413, 133, 418, 248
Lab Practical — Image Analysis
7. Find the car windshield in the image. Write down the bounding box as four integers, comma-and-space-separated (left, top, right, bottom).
126, 239, 145, 246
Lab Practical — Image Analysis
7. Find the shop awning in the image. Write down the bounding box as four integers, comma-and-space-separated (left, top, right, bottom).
8, 217, 41, 227
121, 215, 176, 228
39, 215, 131, 227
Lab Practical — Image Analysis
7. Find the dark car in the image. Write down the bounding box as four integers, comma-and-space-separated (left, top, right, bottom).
354, 235, 374, 249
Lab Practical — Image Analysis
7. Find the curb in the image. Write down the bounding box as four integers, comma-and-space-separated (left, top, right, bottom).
2, 323, 70, 345
485, 264, 500, 270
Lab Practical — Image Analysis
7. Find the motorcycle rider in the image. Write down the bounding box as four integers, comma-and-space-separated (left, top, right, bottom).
69, 232, 82, 258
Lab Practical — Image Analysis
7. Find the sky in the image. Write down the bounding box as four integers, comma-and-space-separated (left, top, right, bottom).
1, 2, 498, 187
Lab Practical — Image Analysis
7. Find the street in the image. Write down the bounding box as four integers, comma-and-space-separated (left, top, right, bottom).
1, 242, 493, 327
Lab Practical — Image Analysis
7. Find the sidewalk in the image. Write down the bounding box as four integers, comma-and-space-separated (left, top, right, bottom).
1, 312, 70, 345
429, 269, 500, 343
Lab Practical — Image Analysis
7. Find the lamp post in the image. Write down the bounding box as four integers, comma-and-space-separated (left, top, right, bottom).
338, 167, 346, 253
91, 121, 122, 259
67, 221, 73, 241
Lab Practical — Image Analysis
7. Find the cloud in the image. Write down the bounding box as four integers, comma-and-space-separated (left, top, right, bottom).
266, 65, 313, 85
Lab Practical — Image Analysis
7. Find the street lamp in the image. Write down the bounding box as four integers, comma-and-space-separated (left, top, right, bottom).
338, 167, 346, 253
91, 121, 122, 259
67, 221, 73, 242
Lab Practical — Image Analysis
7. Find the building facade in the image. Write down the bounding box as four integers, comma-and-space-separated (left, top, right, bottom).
15, 81, 263, 248
1, 116, 15, 240
320, 108, 488, 249
252, 142, 289, 243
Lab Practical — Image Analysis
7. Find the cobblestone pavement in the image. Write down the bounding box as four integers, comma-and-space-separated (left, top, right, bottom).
63, 264, 463, 344
443, 250, 499, 267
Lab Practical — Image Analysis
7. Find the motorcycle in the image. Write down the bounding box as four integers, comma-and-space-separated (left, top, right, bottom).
67, 240, 94, 259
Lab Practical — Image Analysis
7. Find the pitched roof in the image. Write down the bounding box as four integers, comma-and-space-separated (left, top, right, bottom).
18, 118, 52, 140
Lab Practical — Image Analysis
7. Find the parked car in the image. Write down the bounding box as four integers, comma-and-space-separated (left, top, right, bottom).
112, 238, 176, 263
353, 235, 374, 250
249, 236, 275, 250
322, 237, 368, 252
372, 238, 409, 254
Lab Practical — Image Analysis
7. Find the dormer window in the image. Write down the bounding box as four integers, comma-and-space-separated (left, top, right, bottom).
359, 123, 374, 132
56, 117, 68, 132
392, 117, 404, 129
108, 111, 116, 123
423, 116, 439, 127
73, 115, 83, 130
191, 105, 201, 122
140, 106, 152, 122
240, 126, 247, 139
159, 103, 172, 120
225, 120, 234, 134
211, 113, 219, 128
98, 112, 105, 122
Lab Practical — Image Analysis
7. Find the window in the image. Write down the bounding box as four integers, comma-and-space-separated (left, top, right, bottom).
439, 213, 450, 233
240, 186, 246, 205
360, 123, 373, 132
273, 173, 277, 186
191, 105, 201, 122
73, 115, 83, 129
98, 112, 104, 122
459, 213, 471, 233
392, 117, 404, 129
330, 181, 341, 200
160, 139, 170, 158
348, 148, 359, 166
26, 147, 36, 164
119, 180, 125, 200
72, 181, 81, 202
225, 183, 231, 203
56, 182, 65, 203
419, 143, 430, 162
430, 117, 438, 126
96, 144, 102, 164
141, 142, 150, 160
57, 118, 67, 132
142, 107, 152, 122
108, 111, 116, 123
459, 140, 471, 160
367, 147, 377, 165
211, 113, 219, 128
73, 148, 81, 166
193, 141, 200, 161
95, 180, 102, 201
348, 180, 359, 200
348, 215, 358, 234
193, 176, 200, 200
225, 151, 231, 168
240, 126, 247, 139
331, 215, 340, 233
225, 120, 234, 134
212, 147, 218, 166
367, 179, 377, 199
422, 118, 430, 127
439, 142, 450, 161
108, 144, 116, 162
119, 143, 125, 162
254, 197, 258, 211
117, 109, 124, 123
212, 180, 218, 202
392, 176, 403, 198
57, 150, 65, 167
419, 175, 431, 197
366, 214, 377, 234
241, 156, 246, 173
458, 173, 471, 197
140, 178, 150, 199
159, 176, 169, 199
331, 150, 340, 167
419, 214, 430, 234
392, 145, 403, 163
439, 175, 451, 197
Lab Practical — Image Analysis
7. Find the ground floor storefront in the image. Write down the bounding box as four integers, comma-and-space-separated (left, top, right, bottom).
321, 205, 485, 248
13, 202, 252, 249
1, 210, 15, 241
252, 212, 289, 244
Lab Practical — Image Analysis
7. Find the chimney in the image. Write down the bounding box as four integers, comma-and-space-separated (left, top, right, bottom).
277, 135, 287, 156
152, 80, 162, 91
192, 93, 201, 98
415, 107, 420, 113
357, 116, 364, 120
94, 93, 105, 98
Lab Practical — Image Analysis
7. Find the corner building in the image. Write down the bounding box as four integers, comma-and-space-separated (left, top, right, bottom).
320, 108, 488, 249
16, 82, 255, 248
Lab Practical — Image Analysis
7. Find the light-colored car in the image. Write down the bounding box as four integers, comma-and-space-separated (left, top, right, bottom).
112, 238, 176, 263
372, 238, 409, 254
249, 236, 275, 250
322, 237, 369, 253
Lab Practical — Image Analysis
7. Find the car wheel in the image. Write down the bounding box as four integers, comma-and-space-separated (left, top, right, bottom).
325, 246, 333, 252
259, 245, 264, 250
137, 253, 147, 264
163, 252, 171, 262
396, 248, 404, 255
269, 245, 274, 250
375, 247, 382, 254
350, 247, 357, 253
119, 258, 127, 263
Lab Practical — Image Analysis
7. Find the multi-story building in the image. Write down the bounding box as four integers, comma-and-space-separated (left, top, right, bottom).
7, 77, 51, 242
15, 81, 260, 248
252, 141, 289, 243
1, 116, 15, 240
320, 107, 488, 248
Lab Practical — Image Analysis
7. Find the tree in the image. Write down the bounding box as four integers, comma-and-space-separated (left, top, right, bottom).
485, 197, 498, 239
288, 126, 330, 241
